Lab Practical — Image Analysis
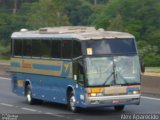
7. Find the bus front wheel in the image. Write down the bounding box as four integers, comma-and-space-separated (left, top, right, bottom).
26, 85, 35, 105
114, 105, 125, 111
68, 91, 79, 112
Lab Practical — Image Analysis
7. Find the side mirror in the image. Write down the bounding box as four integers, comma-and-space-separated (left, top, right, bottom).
140, 60, 145, 73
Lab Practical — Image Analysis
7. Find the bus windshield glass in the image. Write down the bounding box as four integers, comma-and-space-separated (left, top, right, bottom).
85, 55, 140, 86
83, 38, 136, 55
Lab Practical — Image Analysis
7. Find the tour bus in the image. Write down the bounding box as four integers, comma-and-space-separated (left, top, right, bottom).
11, 26, 141, 112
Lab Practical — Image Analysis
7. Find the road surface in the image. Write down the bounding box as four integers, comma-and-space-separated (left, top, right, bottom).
0, 77, 160, 120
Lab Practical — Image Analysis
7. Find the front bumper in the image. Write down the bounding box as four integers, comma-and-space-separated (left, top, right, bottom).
83, 94, 141, 108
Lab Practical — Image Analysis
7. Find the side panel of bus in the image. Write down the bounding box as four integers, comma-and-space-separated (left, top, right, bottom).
11, 72, 86, 106
11, 58, 86, 106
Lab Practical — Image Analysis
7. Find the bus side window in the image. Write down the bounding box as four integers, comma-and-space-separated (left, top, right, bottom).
73, 41, 82, 58
13, 39, 23, 56
51, 40, 62, 58
32, 40, 42, 57
62, 40, 72, 59
23, 40, 32, 57
41, 40, 51, 58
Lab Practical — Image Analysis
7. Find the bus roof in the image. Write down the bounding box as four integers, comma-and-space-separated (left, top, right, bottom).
11, 26, 134, 40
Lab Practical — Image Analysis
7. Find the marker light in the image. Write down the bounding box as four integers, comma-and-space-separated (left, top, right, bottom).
88, 93, 97, 97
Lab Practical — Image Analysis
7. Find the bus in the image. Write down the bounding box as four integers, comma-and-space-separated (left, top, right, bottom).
11, 26, 141, 112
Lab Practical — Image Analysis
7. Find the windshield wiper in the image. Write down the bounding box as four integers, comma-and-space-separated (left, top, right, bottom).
103, 72, 114, 85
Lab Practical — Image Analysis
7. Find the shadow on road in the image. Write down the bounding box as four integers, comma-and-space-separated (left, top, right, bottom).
22, 100, 130, 115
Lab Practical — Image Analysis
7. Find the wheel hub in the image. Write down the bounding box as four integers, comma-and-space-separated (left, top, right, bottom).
70, 96, 76, 111
27, 92, 31, 102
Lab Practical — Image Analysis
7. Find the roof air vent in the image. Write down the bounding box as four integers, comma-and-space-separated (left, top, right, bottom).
20, 28, 28, 32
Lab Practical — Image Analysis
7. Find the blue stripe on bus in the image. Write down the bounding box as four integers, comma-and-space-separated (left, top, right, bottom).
32, 64, 61, 71
127, 87, 139, 92
11, 62, 20, 68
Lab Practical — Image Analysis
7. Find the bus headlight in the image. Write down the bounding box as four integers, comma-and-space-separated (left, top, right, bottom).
133, 90, 140, 94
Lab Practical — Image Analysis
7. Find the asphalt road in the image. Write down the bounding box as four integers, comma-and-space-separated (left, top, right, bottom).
0, 78, 160, 120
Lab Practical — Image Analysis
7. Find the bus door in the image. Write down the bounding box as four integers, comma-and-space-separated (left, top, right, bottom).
73, 59, 85, 86
72, 59, 85, 102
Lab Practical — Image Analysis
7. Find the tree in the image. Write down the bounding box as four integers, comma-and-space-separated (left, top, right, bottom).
0, 0, 38, 14
87, 0, 109, 4
107, 14, 124, 31
27, 0, 70, 29
65, 0, 93, 25
90, 0, 160, 66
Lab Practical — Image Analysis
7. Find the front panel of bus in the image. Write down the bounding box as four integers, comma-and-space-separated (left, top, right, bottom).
80, 38, 141, 107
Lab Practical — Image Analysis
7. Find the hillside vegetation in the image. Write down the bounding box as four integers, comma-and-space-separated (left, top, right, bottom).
0, 0, 160, 66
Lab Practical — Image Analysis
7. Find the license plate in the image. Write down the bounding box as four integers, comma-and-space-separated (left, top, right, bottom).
112, 100, 120, 104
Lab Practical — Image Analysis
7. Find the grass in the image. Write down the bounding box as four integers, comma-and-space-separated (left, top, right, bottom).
0, 58, 10, 63
145, 67, 160, 73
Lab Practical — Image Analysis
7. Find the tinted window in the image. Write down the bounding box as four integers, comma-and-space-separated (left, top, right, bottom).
73, 41, 82, 58
41, 40, 51, 58
62, 40, 72, 59
32, 40, 42, 57
23, 40, 32, 56
51, 40, 61, 58
13, 40, 23, 56
83, 39, 136, 55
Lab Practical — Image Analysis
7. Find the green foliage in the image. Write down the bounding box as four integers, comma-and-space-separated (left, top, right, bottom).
144, 53, 160, 67
87, 0, 109, 4
0, 43, 10, 59
137, 41, 158, 57
91, 0, 160, 66
107, 14, 124, 31
0, 0, 159, 66
65, 0, 93, 25
0, 0, 38, 59
27, 0, 70, 29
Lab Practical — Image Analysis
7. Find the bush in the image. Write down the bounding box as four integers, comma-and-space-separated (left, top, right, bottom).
0, 43, 10, 59
144, 53, 160, 67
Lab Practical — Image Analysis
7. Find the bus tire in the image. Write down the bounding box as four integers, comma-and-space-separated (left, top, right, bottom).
26, 85, 35, 105
68, 91, 79, 113
114, 105, 125, 111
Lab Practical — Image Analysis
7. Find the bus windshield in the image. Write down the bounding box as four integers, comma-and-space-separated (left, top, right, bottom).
85, 55, 140, 86
82, 38, 136, 55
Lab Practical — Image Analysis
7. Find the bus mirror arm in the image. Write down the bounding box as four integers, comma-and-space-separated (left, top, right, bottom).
74, 74, 77, 81
78, 61, 84, 75
78, 61, 84, 67
140, 60, 145, 73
